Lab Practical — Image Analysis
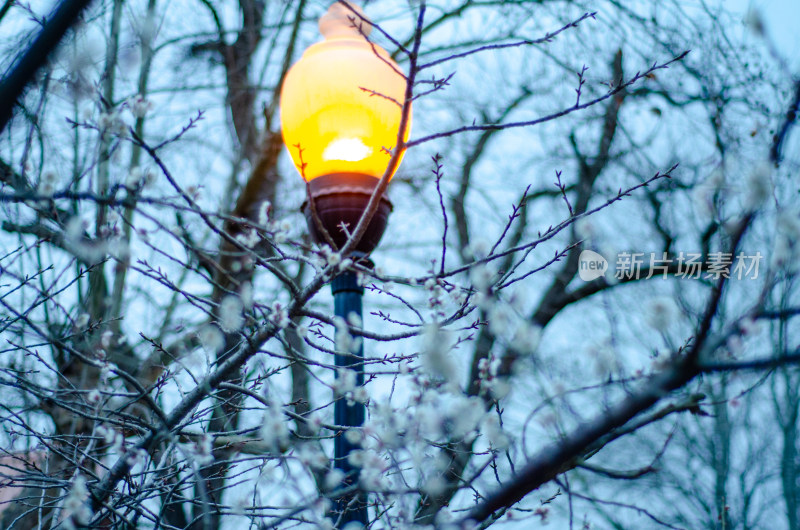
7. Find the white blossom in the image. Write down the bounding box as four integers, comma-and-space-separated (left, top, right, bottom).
324, 469, 345, 490
473, 291, 491, 310
126, 167, 143, 188
646, 297, 678, 331
488, 303, 515, 337
87, 389, 101, 404
100, 364, 113, 384
425, 278, 446, 310
97, 110, 127, 138
236, 228, 260, 248
320, 246, 341, 268
312, 253, 327, 270
467, 238, 490, 258
447, 395, 485, 439
97, 111, 114, 129
129, 94, 153, 118
469, 264, 494, 291
489, 379, 511, 400
449, 287, 466, 306
66, 216, 88, 242
739, 317, 763, 336
306, 413, 323, 435
219, 295, 244, 332
272, 219, 292, 243
339, 257, 353, 271
261, 404, 290, 451
198, 324, 225, 354
477, 357, 490, 377
39, 170, 57, 196
347, 449, 365, 467
269, 301, 289, 329
125, 166, 156, 190
334, 316, 353, 352
335, 368, 357, 395
510, 322, 542, 356
346, 311, 362, 328
125, 448, 149, 467
257, 201, 271, 227
107, 238, 130, 261
352, 386, 369, 404
75, 313, 90, 329
481, 414, 510, 450
421, 324, 457, 382
79, 104, 94, 121
423, 475, 447, 497
297, 444, 328, 469
727, 335, 744, 356
356, 450, 386, 490
97, 425, 122, 452
64, 216, 105, 261
101, 330, 113, 348
64, 475, 91, 524
371, 402, 406, 448
415, 401, 444, 439
434, 507, 454, 527
239, 282, 253, 309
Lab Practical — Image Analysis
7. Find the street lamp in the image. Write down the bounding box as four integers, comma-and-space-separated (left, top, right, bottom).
279, 2, 411, 526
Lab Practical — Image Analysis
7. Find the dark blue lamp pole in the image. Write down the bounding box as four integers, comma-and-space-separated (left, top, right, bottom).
302, 175, 393, 527
331, 269, 367, 525
280, 5, 405, 526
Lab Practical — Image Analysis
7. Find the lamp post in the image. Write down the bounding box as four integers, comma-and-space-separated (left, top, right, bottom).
279, 3, 411, 526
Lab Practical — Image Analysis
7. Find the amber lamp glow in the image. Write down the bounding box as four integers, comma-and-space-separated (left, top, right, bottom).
280, 2, 411, 254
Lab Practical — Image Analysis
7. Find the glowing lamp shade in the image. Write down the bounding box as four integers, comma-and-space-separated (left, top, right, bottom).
280, 3, 410, 182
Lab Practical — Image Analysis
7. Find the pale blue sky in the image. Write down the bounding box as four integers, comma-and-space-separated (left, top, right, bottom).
731, 0, 800, 66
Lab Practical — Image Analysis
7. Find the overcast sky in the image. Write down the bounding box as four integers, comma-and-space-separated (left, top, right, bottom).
731, 0, 800, 67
